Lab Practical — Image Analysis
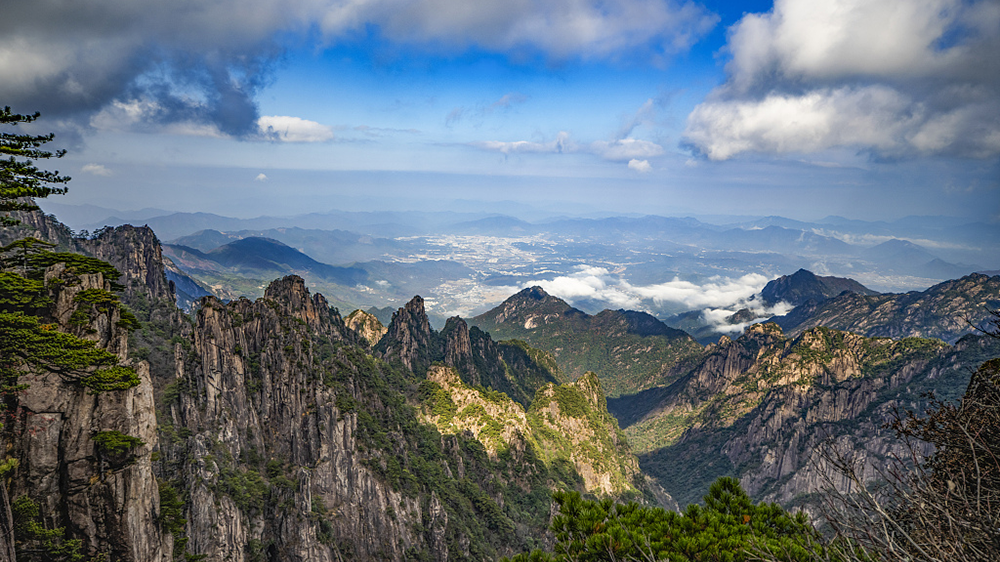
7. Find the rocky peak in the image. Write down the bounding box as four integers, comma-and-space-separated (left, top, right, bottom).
520, 286, 550, 301
376, 295, 441, 372
78, 224, 174, 303
442, 316, 475, 375
761, 268, 877, 307
742, 322, 785, 343
345, 309, 387, 346
263, 275, 329, 328
482, 286, 574, 326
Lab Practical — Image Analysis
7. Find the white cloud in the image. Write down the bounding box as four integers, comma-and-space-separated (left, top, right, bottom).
529, 266, 643, 310
258, 115, 335, 143
628, 159, 652, 173
321, 0, 718, 59
254, 173, 268, 182
629, 273, 770, 309
684, 0, 1000, 159
81, 163, 113, 177
525, 268, 786, 321
590, 138, 664, 161
2, 0, 718, 136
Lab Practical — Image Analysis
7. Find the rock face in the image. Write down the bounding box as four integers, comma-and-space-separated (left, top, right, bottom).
159, 278, 433, 561
3, 239, 169, 560
156, 278, 642, 560
772, 273, 1000, 343
375, 295, 441, 372
344, 308, 387, 346
471, 287, 703, 397
376, 297, 564, 408
78, 225, 174, 303
623, 322, 1000, 510
0, 208, 76, 248
3, 212, 648, 561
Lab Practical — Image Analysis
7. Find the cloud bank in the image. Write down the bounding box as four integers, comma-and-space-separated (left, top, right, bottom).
528, 267, 771, 312
529, 267, 795, 335
684, 0, 1000, 160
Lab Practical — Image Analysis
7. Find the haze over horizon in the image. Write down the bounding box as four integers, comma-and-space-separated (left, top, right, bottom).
3, 0, 998, 222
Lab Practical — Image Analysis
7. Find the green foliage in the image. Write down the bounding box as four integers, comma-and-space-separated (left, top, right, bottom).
92, 430, 145, 456
80, 365, 141, 391
0, 107, 70, 225
217, 466, 270, 514
504, 477, 819, 562
25, 251, 122, 282
551, 385, 589, 418
11, 495, 85, 561
73, 288, 119, 308
0, 271, 49, 313
429, 386, 458, 423
0, 311, 118, 376
158, 480, 187, 535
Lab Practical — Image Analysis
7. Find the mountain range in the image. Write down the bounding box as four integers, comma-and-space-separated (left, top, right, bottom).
2, 206, 998, 561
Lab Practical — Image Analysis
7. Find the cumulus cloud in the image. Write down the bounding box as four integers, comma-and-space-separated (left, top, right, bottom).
684, 0, 1000, 160
628, 159, 652, 172
81, 163, 113, 177
258, 115, 335, 143
2, 0, 716, 138
254, 173, 268, 182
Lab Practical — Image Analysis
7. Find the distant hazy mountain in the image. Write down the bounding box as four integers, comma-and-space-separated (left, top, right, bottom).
771, 273, 1000, 343
170, 227, 405, 264
470, 287, 703, 397
163, 237, 368, 306
446, 215, 537, 236
760, 268, 879, 306
89, 209, 504, 240
862, 238, 937, 264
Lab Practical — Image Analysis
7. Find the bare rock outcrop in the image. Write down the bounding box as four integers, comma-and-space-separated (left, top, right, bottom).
344, 309, 387, 346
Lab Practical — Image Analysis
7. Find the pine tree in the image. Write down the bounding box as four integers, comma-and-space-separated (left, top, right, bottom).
0, 107, 70, 225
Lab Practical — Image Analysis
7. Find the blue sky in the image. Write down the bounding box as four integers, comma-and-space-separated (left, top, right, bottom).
3, 0, 998, 221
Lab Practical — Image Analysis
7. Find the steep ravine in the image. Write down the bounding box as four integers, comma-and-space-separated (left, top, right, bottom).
624, 323, 1000, 509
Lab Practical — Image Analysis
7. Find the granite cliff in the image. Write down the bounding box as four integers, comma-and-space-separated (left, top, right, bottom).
2, 217, 647, 562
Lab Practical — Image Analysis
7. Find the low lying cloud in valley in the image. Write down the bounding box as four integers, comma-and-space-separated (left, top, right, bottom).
525, 266, 793, 333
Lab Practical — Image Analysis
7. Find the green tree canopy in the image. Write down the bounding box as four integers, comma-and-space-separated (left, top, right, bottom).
504, 477, 820, 562
1, 106, 70, 225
